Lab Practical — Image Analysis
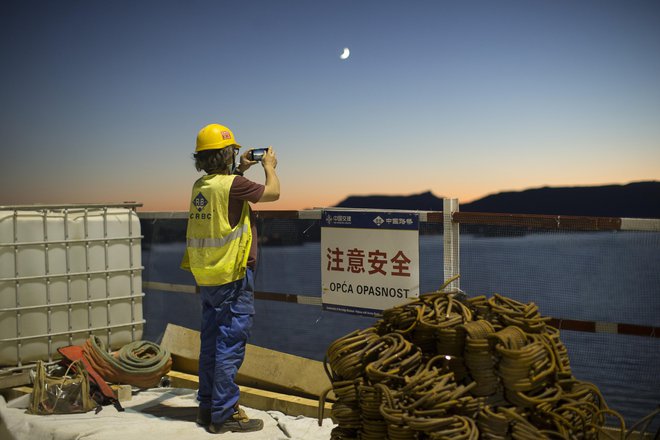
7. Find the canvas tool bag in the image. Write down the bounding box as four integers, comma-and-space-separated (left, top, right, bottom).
28, 360, 96, 415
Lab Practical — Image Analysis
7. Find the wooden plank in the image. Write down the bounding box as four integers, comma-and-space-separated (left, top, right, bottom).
111, 384, 133, 402
0, 372, 31, 390
160, 323, 333, 400
166, 370, 332, 420
0, 385, 32, 402
159, 323, 201, 375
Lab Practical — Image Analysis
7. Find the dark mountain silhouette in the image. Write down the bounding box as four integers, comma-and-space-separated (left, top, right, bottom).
338, 191, 445, 211
335, 181, 660, 218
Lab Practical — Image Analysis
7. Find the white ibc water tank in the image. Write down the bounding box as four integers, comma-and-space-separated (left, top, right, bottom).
0, 205, 144, 367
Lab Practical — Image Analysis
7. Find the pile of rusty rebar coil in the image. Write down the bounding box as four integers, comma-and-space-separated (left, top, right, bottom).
321, 278, 624, 440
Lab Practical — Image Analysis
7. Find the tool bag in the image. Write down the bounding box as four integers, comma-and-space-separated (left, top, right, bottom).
58, 345, 123, 411
28, 360, 97, 415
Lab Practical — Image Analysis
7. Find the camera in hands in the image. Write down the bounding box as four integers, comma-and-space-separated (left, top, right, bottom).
248, 148, 268, 161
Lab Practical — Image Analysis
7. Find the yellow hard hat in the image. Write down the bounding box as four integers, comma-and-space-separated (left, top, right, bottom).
195, 123, 242, 152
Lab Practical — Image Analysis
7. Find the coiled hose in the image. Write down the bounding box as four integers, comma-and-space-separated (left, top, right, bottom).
83, 336, 172, 389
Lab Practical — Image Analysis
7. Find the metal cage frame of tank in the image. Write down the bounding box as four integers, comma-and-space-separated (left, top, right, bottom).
0, 203, 145, 370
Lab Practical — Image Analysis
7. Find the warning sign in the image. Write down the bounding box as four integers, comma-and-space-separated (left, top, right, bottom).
321, 210, 420, 316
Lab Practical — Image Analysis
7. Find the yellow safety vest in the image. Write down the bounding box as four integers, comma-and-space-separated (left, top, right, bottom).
180, 174, 252, 286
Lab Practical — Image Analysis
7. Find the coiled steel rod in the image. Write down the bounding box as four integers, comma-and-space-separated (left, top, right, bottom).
321, 276, 632, 439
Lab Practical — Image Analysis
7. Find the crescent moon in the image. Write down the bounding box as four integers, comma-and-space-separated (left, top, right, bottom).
340, 47, 350, 60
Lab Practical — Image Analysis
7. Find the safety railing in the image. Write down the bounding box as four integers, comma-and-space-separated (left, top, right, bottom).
140, 204, 660, 338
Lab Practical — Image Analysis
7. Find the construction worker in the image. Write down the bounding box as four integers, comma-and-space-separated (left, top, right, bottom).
181, 123, 280, 433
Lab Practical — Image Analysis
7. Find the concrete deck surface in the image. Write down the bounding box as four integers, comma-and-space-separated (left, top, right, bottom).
0, 387, 335, 440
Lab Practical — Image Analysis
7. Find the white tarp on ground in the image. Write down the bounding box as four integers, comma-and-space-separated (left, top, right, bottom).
0, 388, 335, 440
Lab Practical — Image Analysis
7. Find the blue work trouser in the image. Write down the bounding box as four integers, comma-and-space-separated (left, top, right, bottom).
198, 268, 255, 424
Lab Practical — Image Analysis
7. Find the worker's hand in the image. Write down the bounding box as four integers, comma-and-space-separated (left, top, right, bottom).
262, 146, 277, 169
237, 150, 257, 173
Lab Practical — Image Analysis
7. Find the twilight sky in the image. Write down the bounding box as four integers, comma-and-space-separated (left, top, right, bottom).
1, 0, 659, 211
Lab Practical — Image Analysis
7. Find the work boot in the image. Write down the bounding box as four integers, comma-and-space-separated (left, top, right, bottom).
207, 409, 264, 434
198, 404, 244, 427
208, 418, 264, 433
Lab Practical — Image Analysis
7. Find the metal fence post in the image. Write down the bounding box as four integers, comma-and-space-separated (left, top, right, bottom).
443, 198, 460, 291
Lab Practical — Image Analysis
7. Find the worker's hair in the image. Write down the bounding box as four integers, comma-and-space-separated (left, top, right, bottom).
193, 146, 237, 174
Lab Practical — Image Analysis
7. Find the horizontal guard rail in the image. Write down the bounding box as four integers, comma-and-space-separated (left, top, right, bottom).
452, 212, 623, 230
143, 281, 659, 338
138, 210, 660, 231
